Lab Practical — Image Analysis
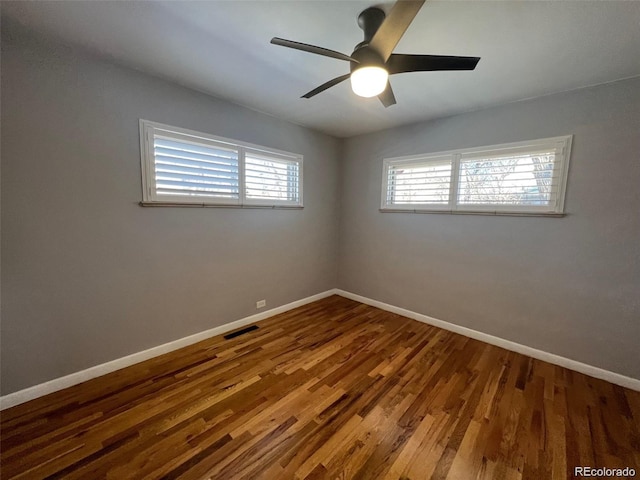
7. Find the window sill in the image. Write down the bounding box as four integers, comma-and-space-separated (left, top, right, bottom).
140, 201, 303, 209
379, 208, 566, 218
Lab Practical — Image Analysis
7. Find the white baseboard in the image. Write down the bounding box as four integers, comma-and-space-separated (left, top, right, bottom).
334, 289, 640, 392
3, 287, 637, 410
0, 289, 339, 410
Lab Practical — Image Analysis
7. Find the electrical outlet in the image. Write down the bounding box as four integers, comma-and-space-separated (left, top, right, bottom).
256, 300, 266, 309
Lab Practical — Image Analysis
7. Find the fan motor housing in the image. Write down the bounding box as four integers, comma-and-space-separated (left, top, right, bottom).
350, 46, 385, 73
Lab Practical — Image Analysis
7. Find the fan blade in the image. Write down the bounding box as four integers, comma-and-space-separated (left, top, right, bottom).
378, 82, 396, 107
302, 74, 351, 99
271, 38, 358, 63
388, 54, 480, 74
368, 0, 425, 61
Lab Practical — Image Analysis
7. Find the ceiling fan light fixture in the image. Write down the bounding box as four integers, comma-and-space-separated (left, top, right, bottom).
271, 0, 479, 107
350, 66, 388, 98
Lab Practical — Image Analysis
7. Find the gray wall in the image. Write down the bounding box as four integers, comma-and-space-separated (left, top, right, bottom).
1, 30, 341, 394
3, 26, 639, 397
338, 77, 640, 380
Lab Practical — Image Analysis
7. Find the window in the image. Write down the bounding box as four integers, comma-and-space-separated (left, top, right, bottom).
140, 120, 303, 207
382, 136, 572, 215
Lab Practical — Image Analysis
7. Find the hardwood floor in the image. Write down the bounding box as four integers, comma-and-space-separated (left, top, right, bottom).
1, 295, 639, 479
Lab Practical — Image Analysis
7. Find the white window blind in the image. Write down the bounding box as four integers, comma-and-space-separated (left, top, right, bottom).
140, 120, 303, 207
385, 157, 452, 208
153, 136, 239, 200
245, 151, 301, 204
381, 136, 572, 215
457, 146, 561, 209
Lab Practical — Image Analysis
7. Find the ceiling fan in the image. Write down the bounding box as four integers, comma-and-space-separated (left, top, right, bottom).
271, 0, 480, 107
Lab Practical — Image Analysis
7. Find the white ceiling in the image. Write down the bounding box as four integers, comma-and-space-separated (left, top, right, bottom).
3, 1, 640, 138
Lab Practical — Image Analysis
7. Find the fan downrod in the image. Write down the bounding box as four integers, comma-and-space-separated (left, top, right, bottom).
357, 7, 386, 44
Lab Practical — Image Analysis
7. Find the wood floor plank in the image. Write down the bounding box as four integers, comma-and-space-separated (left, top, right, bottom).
1, 295, 638, 479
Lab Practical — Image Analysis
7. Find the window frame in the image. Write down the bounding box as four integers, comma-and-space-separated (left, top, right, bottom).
381, 136, 572, 216
139, 119, 303, 208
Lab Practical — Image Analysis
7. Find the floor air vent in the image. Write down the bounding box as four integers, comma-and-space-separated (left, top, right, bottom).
224, 325, 259, 340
